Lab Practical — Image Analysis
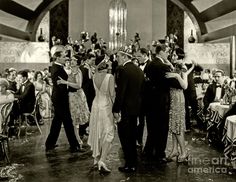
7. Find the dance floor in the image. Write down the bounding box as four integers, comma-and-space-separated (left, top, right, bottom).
1, 119, 236, 182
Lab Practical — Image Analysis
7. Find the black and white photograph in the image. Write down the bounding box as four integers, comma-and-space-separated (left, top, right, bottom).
0, 0, 236, 181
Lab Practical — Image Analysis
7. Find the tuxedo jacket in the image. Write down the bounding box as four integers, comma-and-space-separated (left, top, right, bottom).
142, 60, 151, 76
50, 63, 69, 107
139, 60, 151, 110
203, 82, 225, 112
15, 80, 35, 113
145, 56, 182, 114
113, 62, 144, 116
146, 57, 181, 93
79, 64, 95, 109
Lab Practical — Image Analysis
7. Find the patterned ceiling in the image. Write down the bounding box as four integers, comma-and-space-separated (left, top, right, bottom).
0, 0, 235, 41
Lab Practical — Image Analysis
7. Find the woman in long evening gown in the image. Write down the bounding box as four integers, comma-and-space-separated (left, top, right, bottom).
87, 60, 115, 174
166, 53, 194, 163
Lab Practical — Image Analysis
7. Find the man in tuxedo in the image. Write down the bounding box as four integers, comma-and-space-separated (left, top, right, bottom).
14, 70, 36, 129
229, 71, 236, 89
14, 70, 36, 123
45, 45, 81, 153
79, 53, 96, 138
113, 48, 144, 173
203, 70, 225, 114
143, 44, 181, 165
203, 70, 225, 147
136, 48, 151, 147
80, 53, 96, 111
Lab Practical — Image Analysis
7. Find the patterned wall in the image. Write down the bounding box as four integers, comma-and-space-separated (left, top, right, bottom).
50, 0, 68, 46
167, 0, 184, 49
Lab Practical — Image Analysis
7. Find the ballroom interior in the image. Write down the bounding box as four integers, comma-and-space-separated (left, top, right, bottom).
1, 0, 236, 181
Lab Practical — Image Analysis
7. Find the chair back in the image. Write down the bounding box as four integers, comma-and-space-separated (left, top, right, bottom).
0, 102, 14, 135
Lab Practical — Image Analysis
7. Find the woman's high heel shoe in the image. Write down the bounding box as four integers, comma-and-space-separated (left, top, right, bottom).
166, 152, 179, 162
177, 150, 190, 163
98, 161, 111, 175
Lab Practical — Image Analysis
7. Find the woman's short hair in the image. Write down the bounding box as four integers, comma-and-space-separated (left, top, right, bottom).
175, 48, 185, 60
87, 53, 96, 59
97, 62, 108, 71
155, 44, 167, 54
0, 78, 9, 88
18, 70, 28, 78
214, 69, 225, 76
140, 48, 148, 55
34, 71, 43, 81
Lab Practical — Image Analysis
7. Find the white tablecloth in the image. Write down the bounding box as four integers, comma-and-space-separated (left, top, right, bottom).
222, 115, 236, 161
207, 102, 230, 130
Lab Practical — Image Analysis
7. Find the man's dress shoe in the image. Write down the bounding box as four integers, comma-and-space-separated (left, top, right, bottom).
70, 146, 86, 153
45, 144, 58, 152
118, 166, 136, 173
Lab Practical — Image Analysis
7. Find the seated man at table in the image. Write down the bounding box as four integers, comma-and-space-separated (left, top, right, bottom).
203, 69, 225, 114
14, 70, 36, 125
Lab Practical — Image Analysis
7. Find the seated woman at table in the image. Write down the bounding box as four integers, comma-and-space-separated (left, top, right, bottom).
0, 78, 14, 132
33, 71, 51, 120
203, 70, 225, 114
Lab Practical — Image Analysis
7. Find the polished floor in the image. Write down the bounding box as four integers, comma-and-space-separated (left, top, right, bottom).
2, 119, 236, 182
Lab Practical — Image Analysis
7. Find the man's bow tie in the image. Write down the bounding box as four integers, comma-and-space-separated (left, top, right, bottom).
139, 62, 146, 66
216, 84, 221, 88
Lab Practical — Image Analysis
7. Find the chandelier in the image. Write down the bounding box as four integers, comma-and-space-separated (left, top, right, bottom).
109, 0, 127, 50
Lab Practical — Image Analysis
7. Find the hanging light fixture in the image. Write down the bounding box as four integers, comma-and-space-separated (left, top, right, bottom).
109, 0, 127, 50
188, 29, 196, 43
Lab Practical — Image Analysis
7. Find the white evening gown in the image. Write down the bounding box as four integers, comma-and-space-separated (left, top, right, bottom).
88, 73, 115, 158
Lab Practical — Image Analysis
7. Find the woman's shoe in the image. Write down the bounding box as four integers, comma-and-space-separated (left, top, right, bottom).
177, 150, 190, 163
98, 161, 111, 175
166, 152, 179, 162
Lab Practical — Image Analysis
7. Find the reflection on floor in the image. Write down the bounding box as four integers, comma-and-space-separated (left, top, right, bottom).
1, 119, 236, 182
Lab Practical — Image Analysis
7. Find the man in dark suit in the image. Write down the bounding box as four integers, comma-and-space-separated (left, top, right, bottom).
203, 70, 225, 147
14, 70, 36, 128
143, 44, 181, 165
45, 45, 81, 153
113, 48, 144, 173
79, 53, 96, 138
79, 53, 96, 111
203, 70, 225, 114
15, 70, 36, 116
136, 48, 151, 147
